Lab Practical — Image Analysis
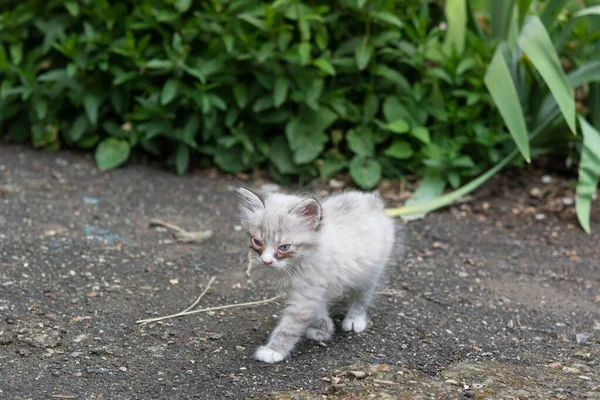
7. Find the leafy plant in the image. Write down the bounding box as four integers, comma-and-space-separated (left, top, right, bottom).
0, 0, 598, 231
387, 0, 600, 233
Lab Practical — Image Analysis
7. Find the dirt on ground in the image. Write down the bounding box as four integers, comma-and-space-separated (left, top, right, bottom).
0, 145, 598, 400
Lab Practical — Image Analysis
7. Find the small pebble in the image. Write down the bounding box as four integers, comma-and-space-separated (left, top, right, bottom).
445, 379, 459, 385
576, 333, 589, 344
349, 371, 366, 379
542, 175, 552, 184
529, 187, 542, 198
329, 179, 345, 189
562, 197, 574, 206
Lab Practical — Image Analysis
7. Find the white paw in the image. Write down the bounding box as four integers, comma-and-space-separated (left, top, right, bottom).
342, 314, 368, 333
306, 327, 332, 342
253, 346, 285, 363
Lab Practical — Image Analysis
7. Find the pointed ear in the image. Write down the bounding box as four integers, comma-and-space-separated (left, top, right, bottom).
289, 198, 322, 230
236, 187, 264, 214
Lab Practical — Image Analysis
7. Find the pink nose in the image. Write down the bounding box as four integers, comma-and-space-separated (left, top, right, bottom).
263, 259, 273, 265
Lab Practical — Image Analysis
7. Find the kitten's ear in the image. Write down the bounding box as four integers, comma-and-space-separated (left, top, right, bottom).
289, 198, 322, 230
236, 187, 265, 213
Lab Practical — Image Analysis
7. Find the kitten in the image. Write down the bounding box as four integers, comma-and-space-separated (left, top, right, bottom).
237, 187, 398, 363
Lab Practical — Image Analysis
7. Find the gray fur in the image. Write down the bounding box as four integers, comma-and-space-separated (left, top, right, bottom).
237, 187, 399, 363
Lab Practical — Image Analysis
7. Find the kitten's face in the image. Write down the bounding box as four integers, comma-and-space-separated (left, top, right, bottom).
237, 188, 321, 270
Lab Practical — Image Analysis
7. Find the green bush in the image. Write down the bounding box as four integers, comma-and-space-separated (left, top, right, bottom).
1, 0, 599, 230
0, 0, 508, 188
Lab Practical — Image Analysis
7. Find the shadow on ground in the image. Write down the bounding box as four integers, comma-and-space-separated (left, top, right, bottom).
0, 146, 598, 399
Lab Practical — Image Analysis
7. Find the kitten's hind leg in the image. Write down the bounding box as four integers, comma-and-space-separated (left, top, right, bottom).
342, 282, 377, 333
305, 303, 334, 342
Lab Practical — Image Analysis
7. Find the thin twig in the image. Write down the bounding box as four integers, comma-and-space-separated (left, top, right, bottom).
138, 276, 216, 326
136, 294, 282, 325
182, 276, 216, 313
149, 219, 186, 233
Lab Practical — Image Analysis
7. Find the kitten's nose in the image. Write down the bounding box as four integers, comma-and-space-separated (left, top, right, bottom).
263, 259, 273, 266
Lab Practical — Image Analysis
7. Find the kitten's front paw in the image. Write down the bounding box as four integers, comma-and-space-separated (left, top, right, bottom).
306, 327, 332, 342
253, 346, 285, 363
342, 314, 368, 333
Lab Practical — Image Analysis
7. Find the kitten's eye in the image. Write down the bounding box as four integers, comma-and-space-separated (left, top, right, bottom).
251, 237, 263, 249
278, 244, 291, 252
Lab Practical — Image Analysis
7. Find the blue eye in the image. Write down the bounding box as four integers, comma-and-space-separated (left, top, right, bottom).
278, 244, 291, 252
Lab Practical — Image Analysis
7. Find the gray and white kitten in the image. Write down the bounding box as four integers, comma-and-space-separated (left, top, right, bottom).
237, 187, 397, 363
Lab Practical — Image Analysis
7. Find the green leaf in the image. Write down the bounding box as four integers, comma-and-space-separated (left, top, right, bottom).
175, 0, 192, 13
375, 65, 411, 92
9, 43, 23, 65
214, 145, 246, 173
238, 13, 268, 31
363, 93, 379, 124
573, 5, 600, 17
146, 59, 174, 70
386, 119, 410, 134
83, 92, 102, 125
382, 96, 406, 123
298, 43, 311, 65
400, 171, 446, 220
536, 60, 600, 126
233, 83, 248, 109
355, 39, 373, 71
95, 138, 131, 171
371, 11, 404, 29
384, 140, 413, 159
269, 136, 298, 174
576, 116, 600, 234
484, 44, 530, 162
314, 58, 336, 76
347, 127, 375, 157
174, 144, 190, 175
349, 157, 381, 189
64, 1, 80, 16
518, 16, 576, 134
410, 126, 431, 144
452, 155, 475, 168
33, 97, 48, 120
320, 153, 348, 178
293, 132, 328, 164
67, 114, 89, 142
253, 96, 274, 112
160, 79, 179, 105
274, 77, 289, 108
443, 0, 467, 55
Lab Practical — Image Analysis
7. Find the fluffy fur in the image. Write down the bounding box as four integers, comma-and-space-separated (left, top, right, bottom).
237, 187, 397, 363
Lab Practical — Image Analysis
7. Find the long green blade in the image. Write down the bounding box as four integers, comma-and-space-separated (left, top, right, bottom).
444, 0, 467, 55
490, 0, 516, 39
386, 147, 520, 218
535, 60, 600, 127
401, 171, 446, 221
484, 44, 531, 162
573, 5, 600, 18
518, 16, 577, 134
576, 116, 600, 234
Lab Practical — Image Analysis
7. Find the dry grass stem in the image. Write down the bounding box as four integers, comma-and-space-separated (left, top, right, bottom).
136, 276, 281, 325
